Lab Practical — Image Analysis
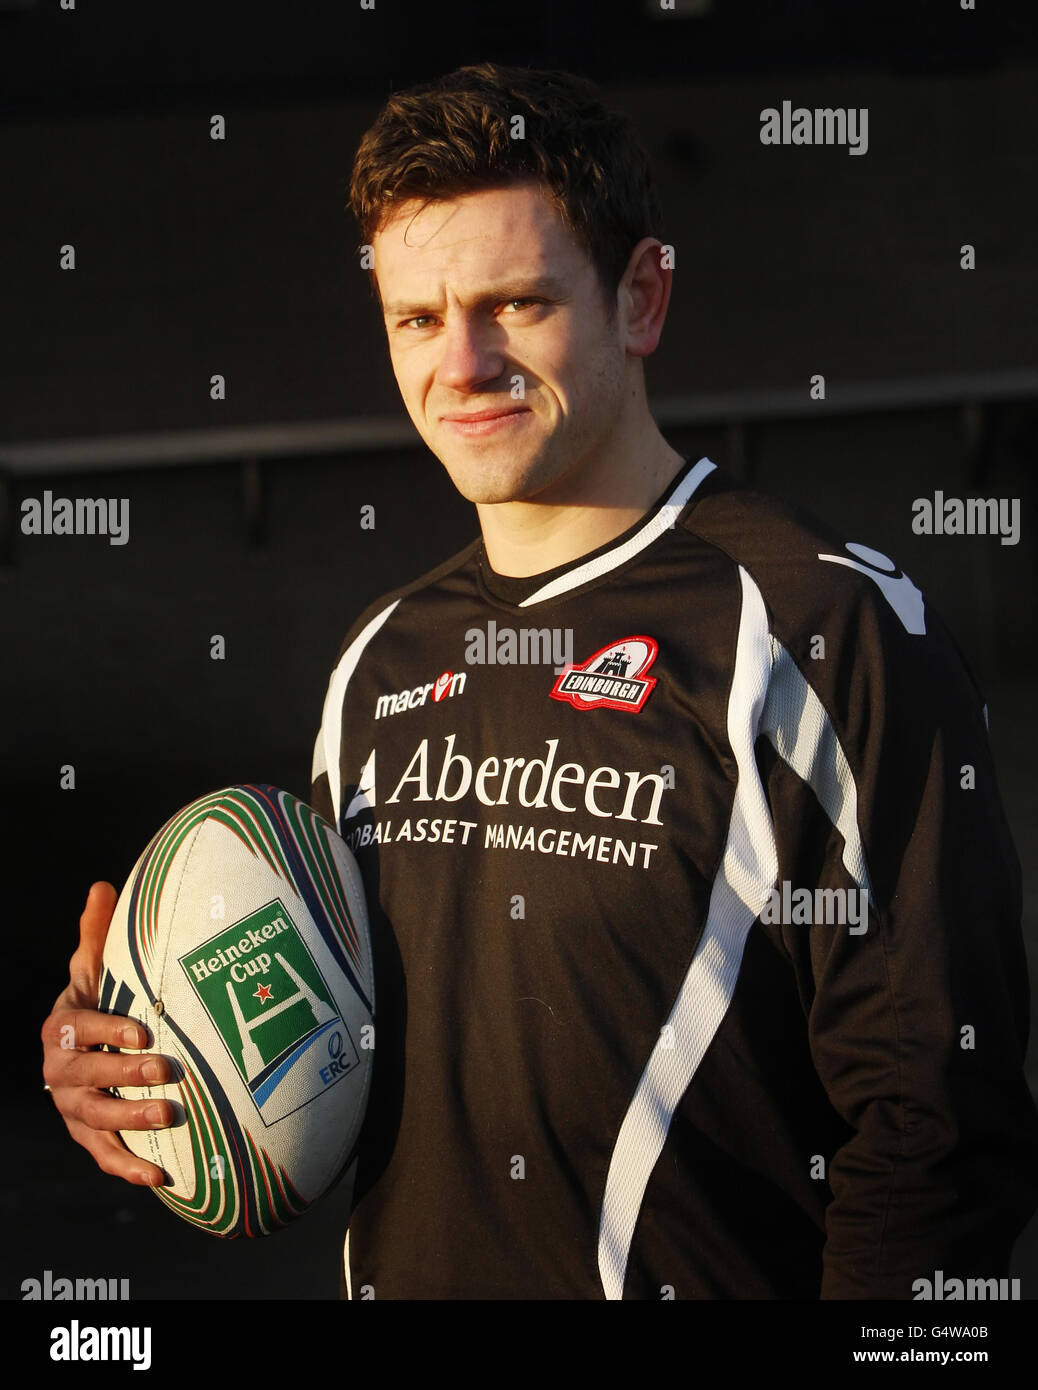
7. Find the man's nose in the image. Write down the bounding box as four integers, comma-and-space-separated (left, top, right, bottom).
435, 314, 505, 391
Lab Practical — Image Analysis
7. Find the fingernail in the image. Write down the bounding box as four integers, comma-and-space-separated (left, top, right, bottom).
141, 1060, 162, 1082
121, 1026, 142, 1047
145, 1104, 165, 1125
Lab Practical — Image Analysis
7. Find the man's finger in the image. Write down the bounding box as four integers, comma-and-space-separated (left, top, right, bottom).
44, 1039, 171, 1093
52, 1085, 175, 1135
42, 1008, 149, 1055
61, 1116, 167, 1186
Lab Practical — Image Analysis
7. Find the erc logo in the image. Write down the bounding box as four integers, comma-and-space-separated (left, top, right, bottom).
550, 636, 659, 713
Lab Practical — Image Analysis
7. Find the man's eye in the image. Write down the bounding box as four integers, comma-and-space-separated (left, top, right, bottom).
399, 299, 539, 330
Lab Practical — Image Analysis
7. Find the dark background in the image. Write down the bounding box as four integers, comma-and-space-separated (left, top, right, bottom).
3, 0, 1037, 1302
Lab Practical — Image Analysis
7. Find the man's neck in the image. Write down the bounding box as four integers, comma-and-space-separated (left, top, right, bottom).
476, 425, 687, 579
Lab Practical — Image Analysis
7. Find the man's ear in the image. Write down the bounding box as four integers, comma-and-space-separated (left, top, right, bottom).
619, 237, 673, 360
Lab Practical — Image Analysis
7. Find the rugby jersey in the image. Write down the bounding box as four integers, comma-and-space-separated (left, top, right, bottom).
309, 455, 1038, 1299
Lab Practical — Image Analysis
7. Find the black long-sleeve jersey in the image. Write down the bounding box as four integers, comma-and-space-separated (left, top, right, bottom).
309, 455, 1038, 1299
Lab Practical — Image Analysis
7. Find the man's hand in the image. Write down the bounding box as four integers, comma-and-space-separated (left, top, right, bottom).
41, 881, 173, 1186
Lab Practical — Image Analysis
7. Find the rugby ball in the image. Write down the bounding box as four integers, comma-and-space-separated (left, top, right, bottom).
99, 784, 374, 1237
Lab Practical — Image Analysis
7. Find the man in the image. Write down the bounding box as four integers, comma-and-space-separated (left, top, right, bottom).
43, 62, 1038, 1300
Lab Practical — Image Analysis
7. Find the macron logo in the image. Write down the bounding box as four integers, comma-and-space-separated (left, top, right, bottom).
374, 670, 466, 720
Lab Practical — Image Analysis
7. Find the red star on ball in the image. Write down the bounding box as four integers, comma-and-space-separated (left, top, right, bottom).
253, 982, 273, 1004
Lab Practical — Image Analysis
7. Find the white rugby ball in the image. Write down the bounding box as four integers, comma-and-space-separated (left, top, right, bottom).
99, 784, 374, 1237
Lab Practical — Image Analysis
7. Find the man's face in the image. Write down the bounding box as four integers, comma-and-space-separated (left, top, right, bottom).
372, 180, 627, 506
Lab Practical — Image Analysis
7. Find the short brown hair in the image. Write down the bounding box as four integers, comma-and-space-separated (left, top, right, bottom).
349, 61, 665, 314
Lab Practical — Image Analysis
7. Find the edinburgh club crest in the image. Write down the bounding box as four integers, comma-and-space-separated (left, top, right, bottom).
549, 635, 659, 713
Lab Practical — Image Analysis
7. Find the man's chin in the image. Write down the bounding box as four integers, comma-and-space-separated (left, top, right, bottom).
435, 452, 555, 507
445, 477, 537, 506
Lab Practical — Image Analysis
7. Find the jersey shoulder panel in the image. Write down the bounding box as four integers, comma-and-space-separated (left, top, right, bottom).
678, 469, 982, 707
327, 534, 482, 664
678, 471, 897, 631
310, 534, 480, 807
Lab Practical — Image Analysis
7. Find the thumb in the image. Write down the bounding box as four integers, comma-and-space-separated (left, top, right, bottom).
69, 881, 118, 999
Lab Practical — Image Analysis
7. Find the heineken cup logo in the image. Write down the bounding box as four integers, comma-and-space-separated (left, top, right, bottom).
180, 899, 359, 1125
